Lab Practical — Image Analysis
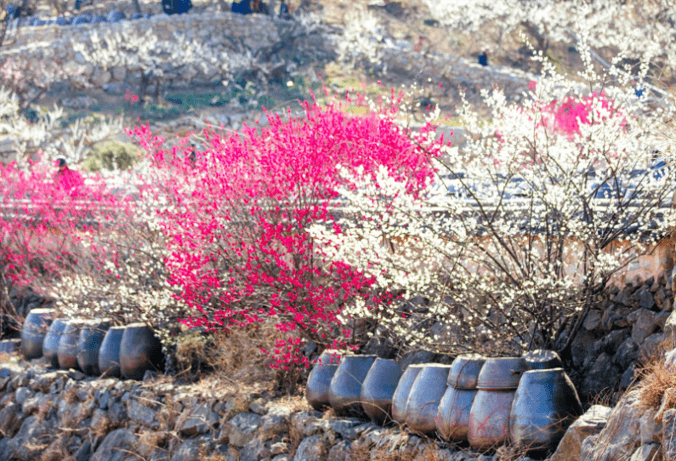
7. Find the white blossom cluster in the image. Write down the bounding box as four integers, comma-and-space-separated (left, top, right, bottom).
310, 43, 676, 356
0, 86, 124, 165
50, 188, 189, 354
425, 0, 676, 74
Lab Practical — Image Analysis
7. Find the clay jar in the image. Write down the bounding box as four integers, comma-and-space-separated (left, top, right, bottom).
391, 364, 424, 425
523, 350, 564, 370
436, 354, 486, 442
405, 364, 451, 435
468, 357, 528, 451
42, 318, 68, 368
306, 350, 341, 411
21, 308, 55, 360
98, 326, 126, 378
0, 339, 20, 358
328, 355, 376, 417
58, 320, 86, 370
77, 319, 111, 375
510, 368, 584, 452
360, 358, 403, 425
119, 323, 164, 380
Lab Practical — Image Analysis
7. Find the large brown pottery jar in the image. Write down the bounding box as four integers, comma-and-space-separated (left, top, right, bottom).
42, 318, 68, 368
509, 368, 584, 452
391, 364, 424, 425
405, 364, 451, 435
328, 355, 377, 417
436, 354, 486, 442
98, 326, 126, 378
361, 358, 403, 425
468, 357, 528, 452
306, 350, 341, 411
21, 308, 55, 359
77, 319, 111, 375
523, 350, 563, 370
58, 320, 86, 370
119, 323, 164, 380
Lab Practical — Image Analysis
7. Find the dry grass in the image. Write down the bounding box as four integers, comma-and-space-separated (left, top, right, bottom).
286, 416, 305, 459
638, 354, 676, 410
90, 413, 113, 439
39, 439, 70, 461
207, 323, 278, 387
349, 442, 449, 461
62, 386, 78, 405
135, 430, 170, 458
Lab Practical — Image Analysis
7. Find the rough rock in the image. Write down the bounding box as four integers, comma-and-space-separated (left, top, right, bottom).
665, 312, 676, 348
584, 309, 603, 331
572, 330, 598, 370
641, 333, 666, 362
241, 437, 268, 461
327, 440, 351, 461
169, 438, 203, 461
614, 338, 640, 369
91, 428, 137, 461
293, 435, 328, 461
642, 408, 663, 444
662, 409, 676, 461
7, 416, 49, 461
0, 403, 24, 437
90, 68, 111, 86
634, 286, 656, 310
260, 405, 293, 440
582, 352, 620, 398
630, 443, 662, 461
178, 402, 219, 437
218, 412, 261, 447
14, 387, 32, 405
587, 390, 643, 461
550, 405, 612, 461
633, 309, 658, 344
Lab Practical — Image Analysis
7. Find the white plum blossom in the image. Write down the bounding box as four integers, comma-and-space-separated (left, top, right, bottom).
310, 42, 676, 356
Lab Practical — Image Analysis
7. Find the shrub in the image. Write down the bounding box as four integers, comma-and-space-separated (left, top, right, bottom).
83, 141, 141, 172
126, 95, 444, 368
310, 40, 676, 357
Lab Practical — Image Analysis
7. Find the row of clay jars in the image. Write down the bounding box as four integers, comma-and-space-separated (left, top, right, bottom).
306, 354, 404, 425
23, 309, 163, 380
436, 351, 582, 453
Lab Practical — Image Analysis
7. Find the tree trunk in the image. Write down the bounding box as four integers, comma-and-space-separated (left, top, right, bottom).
139, 73, 149, 104
131, 0, 142, 14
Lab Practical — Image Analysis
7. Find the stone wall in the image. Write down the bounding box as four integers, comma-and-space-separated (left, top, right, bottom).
0, 11, 331, 92
0, 360, 498, 461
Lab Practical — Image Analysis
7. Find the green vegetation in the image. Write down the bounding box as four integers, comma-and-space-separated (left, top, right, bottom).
83, 141, 141, 172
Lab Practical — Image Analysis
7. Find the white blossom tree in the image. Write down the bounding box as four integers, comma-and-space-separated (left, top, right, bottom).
309, 41, 676, 358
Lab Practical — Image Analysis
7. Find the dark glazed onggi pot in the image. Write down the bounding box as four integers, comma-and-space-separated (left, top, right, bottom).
119, 323, 164, 380
469, 357, 527, 451
436, 355, 486, 442
21, 308, 55, 360
328, 355, 376, 417
77, 319, 111, 375
58, 320, 86, 370
447, 354, 486, 389
391, 364, 424, 425
405, 364, 451, 435
306, 350, 341, 411
0, 339, 20, 358
523, 349, 564, 370
360, 358, 403, 425
509, 368, 584, 452
42, 318, 68, 368
98, 326, 126, 378
476, 357, 528, 389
